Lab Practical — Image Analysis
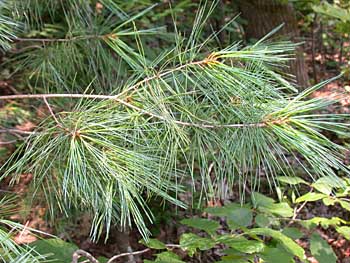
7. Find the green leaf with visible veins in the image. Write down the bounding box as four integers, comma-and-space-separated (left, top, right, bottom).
29, 238, 78, 263
181, 218, 220, 235
179, 233, 216, 256
221, 236, 265, 254
140, 238, 166, 249
247, 228, 305, 259
336, 226, 350, 240
310, 233, 336, 263
295, 193, 327, 203
277, 176, 308, 185
260, 247, 294, 263
227, 208, 253, 228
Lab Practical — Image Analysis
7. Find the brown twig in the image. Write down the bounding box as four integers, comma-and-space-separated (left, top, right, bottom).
287, 189, 313, 227
106, 248, 150, 263
43, 97, 62, 127
106, 244, 181, 263
73, 244, 182, 263
0, 139, 18, 145
311, 13, 318, 83
71, 250, 99, 263
0, 128, 35, 135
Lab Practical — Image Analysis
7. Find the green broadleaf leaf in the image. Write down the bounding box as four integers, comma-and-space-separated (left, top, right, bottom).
312, 176, 343, 195
295, 193, 327, 203
29, 238, 78, 263
277, 176, 308, 185
310, 233, 337, 263
282, 227, 304, 240
336, 226, 350, 240
255, 214, 271, 228
221, 236, 264, 254
181, 218, 220, 235
302, 217, 346, 229
140, 238, 166, 249
247, 228, 305, 259
220, 248, 255, 262
227, 208, 253, 228
204, 203, 242, 217
97, 257, 109, 263
322, 197, 337, 206
339, 200, 350, 211
259, 247, 294, 263
154, 251, 185, 263
252, 192, 293, 218
258, 202, 294, 218
179, 233, 216, 257
251, 192, 274, 208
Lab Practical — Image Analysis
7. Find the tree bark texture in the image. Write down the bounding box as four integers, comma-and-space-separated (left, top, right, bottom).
238, 0, 309, 89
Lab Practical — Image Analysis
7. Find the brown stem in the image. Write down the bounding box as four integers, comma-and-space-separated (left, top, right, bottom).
0, 129, 35, 135
107, 248, 150, 263
106, 244, 181, 263
339, 38, 344, 66
43, 97, 62, 127
311, 14, 318, 83
71, 250, 99, 263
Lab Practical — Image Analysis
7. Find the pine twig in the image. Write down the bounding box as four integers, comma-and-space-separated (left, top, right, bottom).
0, 93, 283, 129
15, 34, 109, 43
43, 97, 62, 127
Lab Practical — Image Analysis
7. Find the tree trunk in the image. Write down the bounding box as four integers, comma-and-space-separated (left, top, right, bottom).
238, 0, 309, 89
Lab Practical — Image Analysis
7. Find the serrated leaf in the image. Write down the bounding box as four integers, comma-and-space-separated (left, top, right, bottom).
179, 233, 216, 256
227, 208, 253, 228
312, 182, 333, 195
220, 249, 255, 263
282, 227, 304, 240
339, 200, 350, 211
259, 247, 294, 263
252, 192, 293, 218
277, 176, 308, 185
312, 176, 343, 195
322, 197, 337, 206
204, 203, 241, 217
295, 193, 327, 203
181, 218, 220, 236
310, 233, 337, 263
140, 238, 166, 249
258, 202, 294, 218
154, 251, 185, 263
302, 217, 346, 229
336, 226, 350, 240
220, 236, 264, 254
251, 192, 274, 208
29, 238, 78, 263
255, 214, 271, 228
246, 228, 304, 259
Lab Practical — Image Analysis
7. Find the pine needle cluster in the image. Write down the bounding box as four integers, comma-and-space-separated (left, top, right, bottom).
0, 0, 349, 241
